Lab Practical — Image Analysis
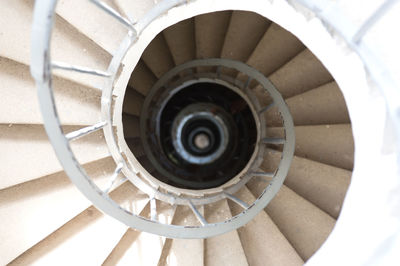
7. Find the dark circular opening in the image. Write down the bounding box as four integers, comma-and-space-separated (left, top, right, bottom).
170, 103, 230, 164
186, 126, 215, 155
143, 82, 258, 189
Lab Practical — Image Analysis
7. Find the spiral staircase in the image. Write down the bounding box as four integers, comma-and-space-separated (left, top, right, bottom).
3, 0, 400, 265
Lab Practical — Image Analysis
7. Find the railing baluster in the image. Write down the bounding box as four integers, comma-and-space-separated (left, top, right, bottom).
89, 0, 137, 33
224, 193, 249, 209
104, 163, 124, 194
243, 77, 252, 89
250, 171, 274, 178
52, 61, 111, 77
65, 121, 107, 141
216, 66, 222, 78
262, 137, 285, 145
188, 201, 207, 226
150, 197, 158, 221
258, 102, 276, 114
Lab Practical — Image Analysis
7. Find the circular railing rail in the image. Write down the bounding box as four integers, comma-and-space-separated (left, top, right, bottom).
120, 59, 294, 205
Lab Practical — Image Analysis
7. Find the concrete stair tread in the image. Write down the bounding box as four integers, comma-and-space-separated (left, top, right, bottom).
0, 157, 115, 265
266, 124, 354, 170
161, 205, 204, 266
125, 137, 145, 157
127, 60, 158, 96
205, 199, 249, 266
228, 187, 304, 266
244, 22, 305, 77
9, 182, 149, 265
0, 0, 111, 90
103, 200, 175, 265
164, 18, 196, 66
123, 87, 145, 117
195, 11, 232, 60
268, 49, 333, 98
0, 57, 102, 125
220, 11, 270, 77
0, 124, 110, 189
265, 81, 350, 126
141, 33, 175, 78
56, 0, 127, 54
122, 113, 141, 138
114, 0, 156, 24
221, 11, 271, 63
246, 182, 335, 261
261, 149, 352, 218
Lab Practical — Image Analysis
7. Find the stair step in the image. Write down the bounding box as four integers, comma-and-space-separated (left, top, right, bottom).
122, 113, 141, 138
102, 228, 142, 266
0, 0, 111, 90
137, 155, 156, 174
294, 124, 354, 170
126, 137, 145, 157
0, 157, 114, 265
247, 182, 335, 261
0, 124, 110, 189
10, 182, 149, 265
141, 33, 175, 78
269, 49, 333, 98
261, 149, 351, 218
195, 10, 231, 73
221, 11, 271, 63
164, 18, 196, 65
128, 60, 157, 96
56, 0, 127, 54
0, 57, 102, 125
266, 81, 350, 126
228, 187, 304, 266
267, 124, 354, 170
195, 11, 231, 62
205, 199, 248, 266
252, 85, 274, 110
162, 205, 204, 266
123, 88, 145, 117
103, 200, 175, 265
114, 0, 156, 24
157, 237, 173, 266
243, 22, 305, 78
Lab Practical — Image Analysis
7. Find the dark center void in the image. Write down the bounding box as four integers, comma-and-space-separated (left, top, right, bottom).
149, 82, 257, 189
